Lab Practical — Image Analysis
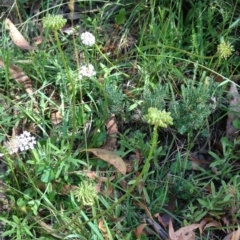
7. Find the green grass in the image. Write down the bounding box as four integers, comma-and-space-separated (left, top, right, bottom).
0, 0, 240, 239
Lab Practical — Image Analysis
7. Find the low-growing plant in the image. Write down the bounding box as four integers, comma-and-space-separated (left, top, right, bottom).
170, 77, 222, 134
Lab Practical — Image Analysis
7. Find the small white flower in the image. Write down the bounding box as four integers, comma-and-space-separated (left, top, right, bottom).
4, 131, 37, 155
79, 64, 96, 78
80, 31, 95, 46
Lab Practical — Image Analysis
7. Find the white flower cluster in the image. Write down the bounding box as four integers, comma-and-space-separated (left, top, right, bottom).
79, 64, 96, 78
80, 31, 95, 47
4, 131, 36, 154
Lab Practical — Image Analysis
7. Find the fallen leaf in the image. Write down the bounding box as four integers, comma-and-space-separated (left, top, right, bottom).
50, 109, 62, 126
155, 213, 168, 229
169, 219, 177, 240
94, 182, 101, 195
223, 226, 240, 240
138, 202, 169, 239
102, 182, 113, 196
85, 148, 126, 175
98, 219, 107, 233
175, 223, 200, 237
204, 220, 222, 230
155, 192, 176, 228
119, 179, 128, 189
5, 18, 35, 50
0, 58, 33, 94
103, 114, 118, 151
135, 148, 143, 165
169, 219, 201, 240
85, 171, 115, 182
134, 223, 148, 238
147, 218, 169, 239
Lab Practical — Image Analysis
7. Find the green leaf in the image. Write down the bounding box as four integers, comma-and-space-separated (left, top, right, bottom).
115, 8, 126, 25
2, 229, 16, 237
41, 167, 55, 183
233, 119, 240, 129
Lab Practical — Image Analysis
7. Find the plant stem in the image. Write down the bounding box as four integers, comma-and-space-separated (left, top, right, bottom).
53, 31, 76, 150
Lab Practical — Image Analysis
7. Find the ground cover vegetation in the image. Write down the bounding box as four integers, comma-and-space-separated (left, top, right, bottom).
0, 0, 240, 239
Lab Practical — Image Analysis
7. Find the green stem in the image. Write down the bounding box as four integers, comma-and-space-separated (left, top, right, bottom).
52, 125, 159, 233
53, 31, 76, 151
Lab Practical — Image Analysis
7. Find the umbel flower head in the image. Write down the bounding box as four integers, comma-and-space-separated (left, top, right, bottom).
4, 131, 37, 155
144, 107, 173, 128
42, 14, 67, 31
73, 181, 98, 206
79, 64, 96, 78
80, 32, 95, 46
217, 40, 234, 59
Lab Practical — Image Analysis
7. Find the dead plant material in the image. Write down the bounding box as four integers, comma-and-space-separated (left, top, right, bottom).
0, 58, 33, 94
103, 114, 118, 151
5, 18, 35, 51
226, 82, 240, 142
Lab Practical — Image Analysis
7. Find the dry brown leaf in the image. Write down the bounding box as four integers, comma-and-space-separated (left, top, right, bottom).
50, 109, 62, 126
135, 149, 143, 165
134, 223, 148, 238
103, 114, 118, 151
86, 148, 126, 175
221, 216, 230, 231
155, 192, 176, 228
169, 219, 177, 240
204, 220, 222, 230
223, 226, 240, 240
154, 213, 168, 229
119, 179, 128, 189
5, 18, 35, 50
226, 83, 240, 141
102, 182, 113, 196
85, 171, 115, 182
138, 202, 168, 239
98, 219, 107, 233
0, 58, 33, 94
95, 181, 102, 193
175, 224, 200, 237
169, 220, 200, 240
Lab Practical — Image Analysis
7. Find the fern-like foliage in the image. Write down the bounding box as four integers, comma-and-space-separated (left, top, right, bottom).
169, 78, 221, 134
142, 84, 168, 114
105, 81, 126, 115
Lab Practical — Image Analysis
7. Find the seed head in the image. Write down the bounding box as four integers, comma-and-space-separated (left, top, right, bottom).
42, 14, 67, 31
217, 41, 234, 59
144, 108, 173, 128
73, 181, 98, 206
